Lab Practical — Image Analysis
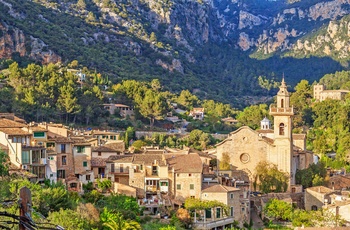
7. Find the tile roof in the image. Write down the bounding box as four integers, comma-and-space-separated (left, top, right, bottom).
107, 155, 134, 163
91, 157, 107, 167
167, 153, 203, 173
92, 145, 121, 152
133, 154, 166, 166
201, 184, 240, 193
293, 134, 306, 140
257, 129, 274, 134
0, 128, 30, 135
30, 126, 48, 132
0, 118, 26, 128
307, 186, 334, 194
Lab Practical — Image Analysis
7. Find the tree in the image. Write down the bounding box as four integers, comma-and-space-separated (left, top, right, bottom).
264, 198, 292, 221
219, 152, 230, 170
138, 89, 167, 128
0, 149, 9, 177
100, 209, 141, 230
47, 208, 91, 230
254, 161, 289, 193
236, 104, 270, 129
57, 80, 81, 123
176, 90, 199, 110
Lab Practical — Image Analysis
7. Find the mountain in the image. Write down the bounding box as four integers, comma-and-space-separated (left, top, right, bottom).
0, 0, 349, 106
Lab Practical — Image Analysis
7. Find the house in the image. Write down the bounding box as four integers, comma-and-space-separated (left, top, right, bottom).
189, 108, 204, 120
91, 145, 124, 180
326, 175, 350, 191
313, 84, 350, 102
72, 138, 94, 186
221, 117, 239, 126
106, 155, 134, 185
0, 118, 47, 181
198, 184, 246, 229
86, 130, 122, 146
324, 193, 350, 225
47, 135, 75, 185
305, 186, 336, 211
103, 103, 134, 117
167, 153, 203, 202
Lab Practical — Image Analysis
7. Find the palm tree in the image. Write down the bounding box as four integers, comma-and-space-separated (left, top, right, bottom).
102, 212, 141, 230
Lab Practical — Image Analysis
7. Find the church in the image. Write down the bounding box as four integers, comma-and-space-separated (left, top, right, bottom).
215, 79, 314, 190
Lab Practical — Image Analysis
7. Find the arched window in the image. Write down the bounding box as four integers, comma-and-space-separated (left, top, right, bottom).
281, 99, 284, 108
279, 123, 285, 135
311, 205, 318, 211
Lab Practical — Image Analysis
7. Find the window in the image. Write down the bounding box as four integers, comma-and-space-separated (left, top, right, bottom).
279, 123, 285, 135
281, 99, 284, 108
111, 163, 115, 173
61, 144, 66, 153
50, 174, 53, 177
190, 184, 194, 190
98, 152, 101, 156
70, 183, 77, 188
230, 207, 234, 217
57, 170, 66, 179
230, 193, 234, 199
83, 161, 88, 167
190, 196, 195, 199
152, 166, 158, 175
140, 164, 143, 170
120, 164, 124, 173
189, 173, 192, 177
86, 175, 90, 181
176, 184, 181, 190
34, 132, 45, 138
216, 208, 221, 218
62, 156, 67, 165
177, 173, 180, 177
311, 205, 318, 211
22, 151, 30, 164
77, 146, 85, 153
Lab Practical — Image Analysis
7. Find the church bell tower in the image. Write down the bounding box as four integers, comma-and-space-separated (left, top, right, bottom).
269, 78, 295, 186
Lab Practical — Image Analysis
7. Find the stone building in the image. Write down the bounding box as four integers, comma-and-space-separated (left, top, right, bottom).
313, 84, 350, 102
305, 186, 335, 211
215, 79, 314, 190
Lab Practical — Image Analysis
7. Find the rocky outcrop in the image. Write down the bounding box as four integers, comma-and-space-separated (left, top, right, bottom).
156, 58, 184, 73
0, 22, 61, 64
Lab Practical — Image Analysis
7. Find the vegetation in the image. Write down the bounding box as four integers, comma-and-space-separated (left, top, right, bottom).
254, 161, 289, 193
264, 199, 345, 227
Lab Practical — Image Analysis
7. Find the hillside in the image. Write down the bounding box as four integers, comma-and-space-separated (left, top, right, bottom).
0, 0, 349, 105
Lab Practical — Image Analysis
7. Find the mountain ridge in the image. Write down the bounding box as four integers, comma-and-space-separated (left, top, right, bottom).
0, 0, 349, 105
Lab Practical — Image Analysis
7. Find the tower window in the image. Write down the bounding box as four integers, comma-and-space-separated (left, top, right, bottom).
279, 123, 285, 135
281, 99, 284, 108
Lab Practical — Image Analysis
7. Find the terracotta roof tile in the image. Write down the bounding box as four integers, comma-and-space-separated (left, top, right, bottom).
0, 118, 26, 128
133, 154, 166, 166
167, 153, 203, 173
91, 157, 107, 167
107, 155, 134, 163
201, 184, 240, 193
0, 128, 30, 135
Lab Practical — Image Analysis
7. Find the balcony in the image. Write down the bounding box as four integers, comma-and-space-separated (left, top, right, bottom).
32, 158, 47, 165
269, 106, 294, 115
193, 217, 235, 230
145, 185, 159, 193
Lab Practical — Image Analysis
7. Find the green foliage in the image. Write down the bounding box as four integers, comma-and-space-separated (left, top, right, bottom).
264, 199, 293, 221
219, 152, 230, 170
100, 209, 141, 230
96, 194, 141, 221
184, 197, 228, 215
0, 149, 9, 177
97, 179, 112, 192
182, 129, 212, 150
295, 163, 327, 188
236, 104, 270, 129
47, 208, 92, 230
254, 161, 289, 193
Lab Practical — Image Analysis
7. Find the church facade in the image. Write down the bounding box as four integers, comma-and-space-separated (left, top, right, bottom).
215, 79, 314, 190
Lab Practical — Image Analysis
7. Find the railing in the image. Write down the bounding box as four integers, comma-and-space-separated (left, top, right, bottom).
145, 185, 158, 192
270, 106, 293, 113
193, 217, 235, 229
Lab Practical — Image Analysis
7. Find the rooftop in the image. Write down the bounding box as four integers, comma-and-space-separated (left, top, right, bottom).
202, 184, 240, 193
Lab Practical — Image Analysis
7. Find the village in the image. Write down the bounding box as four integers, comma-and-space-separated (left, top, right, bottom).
1, 80, 350, 229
